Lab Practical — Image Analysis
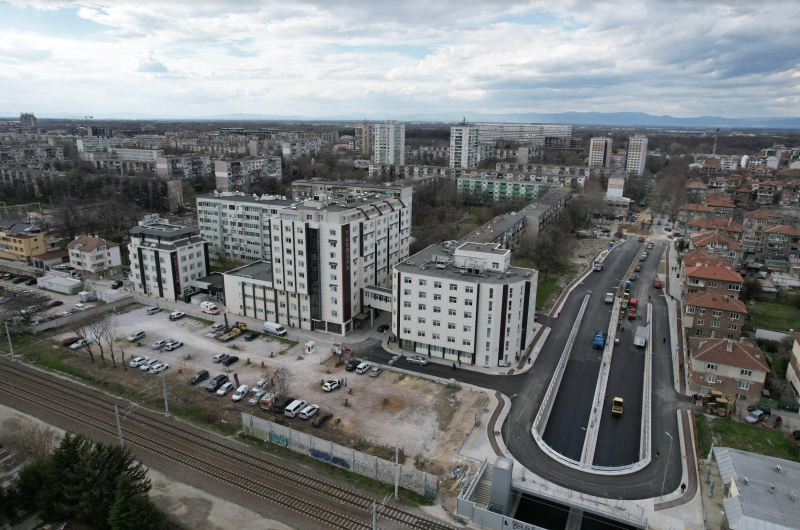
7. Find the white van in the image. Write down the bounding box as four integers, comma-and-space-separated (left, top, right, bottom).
200, 301, 220, 315
263, 321, 287, 337
284, 399, 307, 418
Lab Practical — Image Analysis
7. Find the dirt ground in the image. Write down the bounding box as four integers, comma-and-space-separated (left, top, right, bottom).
40, 305, 487, 477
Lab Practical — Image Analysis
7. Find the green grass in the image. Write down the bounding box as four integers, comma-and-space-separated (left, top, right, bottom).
536, 276, 560, 310
746, 298, 800, 332
185, 315, 214, 326
694, 413, 799, 462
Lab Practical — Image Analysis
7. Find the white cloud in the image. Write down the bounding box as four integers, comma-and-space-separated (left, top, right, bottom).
0, 0, 798, 117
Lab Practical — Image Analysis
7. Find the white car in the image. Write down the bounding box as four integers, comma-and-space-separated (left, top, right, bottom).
169, 311, 185, 321
129, 356, 149, 368
406, 356, 429, 366
248, 389, 266, 405
253, 378, 269, 392
322, 380, 340, 392
140, 358, 160, 371
355, 362, 371, 374
70, 338, 94, 350
298, 404, 319, 420
231, 384, 249, 402
146, 307, 162, 315
213, 353, 229, 363
149, 362, 169, 374
210, 323, 225, 333
216, 382, 235, 396
127, 330, 146, 342
74, 303, 86, 311
164, 340, 183, 351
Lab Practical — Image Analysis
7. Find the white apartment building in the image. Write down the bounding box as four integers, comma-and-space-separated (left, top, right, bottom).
214, 157, 282, 191
67, 234, 122, 279
450, 126, 480, 169
589, 137, 613, 168
475, 123, 572, 147
110, 148, 164, 162
626, 136, 648, 176
371, 121, 405, 165
127, 214, 210, 302
393, 242, 537, 367
76, 137, 124, 154
156, 154, 213, 181
203, 191, 412, 335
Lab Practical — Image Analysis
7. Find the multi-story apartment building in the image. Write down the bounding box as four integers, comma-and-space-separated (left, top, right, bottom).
458, 177, 565, 202
789, 333, 800, 402
291, 180, 412, 207
127, 214, 210, 302
522, 188, 574, 238
66, 234, 122, 279
0, 145, 64, 164
207, 192, 411, 335
19, 113, 37, 129
371, 121, 405, 165
684, 293, 747, 339
474, 123, 572, 147
625, 136, 648, 176
214, 157, 282, 191
354, 121, 372, 157
760, 225, 800, 260
110, 148, 164, 162
588, 137, 613, 168
683, 260, 743, 298
779, 181, 800, 207
0, 166, 65, 188
76, 137, 124, 153
741, 210, 799, 251
392, 242, 537, 367
689, 231, 744, 268
155, 155, 213, 182
677, 204, 715, 226
0, 220, 61, 263
450, 125, 480, 169
685, 217, 743, 241
688, 338, 767, 402
602, 197, 633, 220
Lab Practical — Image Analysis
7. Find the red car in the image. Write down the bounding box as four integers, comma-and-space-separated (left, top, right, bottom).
62, 335, 84, 346
635, 265, 642, 272
673, 232, 680, 237
762, 414, 782, 429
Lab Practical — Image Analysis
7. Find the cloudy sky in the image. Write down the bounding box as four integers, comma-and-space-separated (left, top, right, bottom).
1, 0, 798, 118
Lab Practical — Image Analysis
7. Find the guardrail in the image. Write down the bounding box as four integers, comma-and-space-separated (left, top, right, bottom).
640, 304, 653, 461
534, 294, 590, 435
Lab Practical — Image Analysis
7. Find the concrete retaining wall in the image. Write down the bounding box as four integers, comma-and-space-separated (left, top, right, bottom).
31, 295, 137, 333
755, 327, 793, 343
242, 413, 439, 499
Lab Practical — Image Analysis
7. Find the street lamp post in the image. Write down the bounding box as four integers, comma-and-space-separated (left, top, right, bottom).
660, 431, 673, 498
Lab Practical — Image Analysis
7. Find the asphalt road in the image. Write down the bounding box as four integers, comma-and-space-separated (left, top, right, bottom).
359, 238, 690, 499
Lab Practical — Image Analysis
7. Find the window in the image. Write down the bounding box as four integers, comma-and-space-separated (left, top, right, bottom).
740, 369, 752, 376
706, 374, 716, 383
449, 284, 457, 291
331, 297, 338, 304
417, 330, 426, 337
706, 363, 717, 370
463, 339, 471, 346
403, 328, 411, 335
492, 262, 499, 269
433, 306, 441, 313
449, 296, 457, 303
686, 306, 695, 314
433, 320, 441, 327
465, 286, 474, 294
712, 310, 722, 318
434, 294, 441, 301
404, 277, 411, 284
448, 322, 456, 330
708, 281, 718, 288
447, 336, 455, 343
698, 308, 706, 316
404, 289, 411, 296
448, 309, 456, 316
403, 301, 411, 308
728, 323, 738, 330
418, 304, 426, 311
463, 325, 471, 332
697, 319, 704, 326
418, 292, 426, 299
465, 299, 473, 306
464, 311, 472, 318
489, 288, 493, 299
737, 380, 751, 390
419, 279, 427, 286
730, 313, 740, 320
432, 333, 440, 340
434, 282, 442, 289
710, 321, 720, 328
404, 314, 411, 321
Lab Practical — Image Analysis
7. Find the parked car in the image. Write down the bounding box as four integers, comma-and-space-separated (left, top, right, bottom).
355, 362, 371, 374
70, 338, 94, 350
149, 363, 169, 374
164, 340, 183, 351
210, 323, 225, 333
762, 414, 782, 429
406, 356, 429, 365
151, 340, 168, 350
747, 404, 772, 415
139, 358, 160, 371
1, 274, 12, 280
11, 277, 26, 284
634, 266, 642, 272
629, 273, 637, 281
345, 359, 361, 371
231, 385, 249, 402
213, 353, 229, 363
222, 355, 239, 367
377, 324, 390, 332
127, 330, 146, 342
0, 297, 9, 305
248, 389, 267, 406
312, 412, 333, 428
63, 335, 84, 347
21, 305, 41, 316
388, 354, 401, 366
205, 374, 229, 392
146, 307, 162, 315
60, 309, 78, 316
169, 311, 185, 321
253, 378, 269, 392
74, 303, 86, 311
299, 404, 319, 420
244, 331, 259, 341
47, 300, 64, 308
18, 290, 35, 297
188, 370, 209, 385
25, 278, 37, 286
322, 380, 340, 392
216, 382, 235, 396
369, 366, 383, 377
111, 281, 123, 289
745, 409, 766, 424
129, 356, 150, 368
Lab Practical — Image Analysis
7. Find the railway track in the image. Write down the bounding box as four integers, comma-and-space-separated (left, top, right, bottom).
0, 360, 453, 530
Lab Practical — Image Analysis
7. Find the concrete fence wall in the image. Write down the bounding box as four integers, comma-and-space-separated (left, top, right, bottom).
32, 295, 137, 333
755, 327, 793, 343
242, 413, 439, 499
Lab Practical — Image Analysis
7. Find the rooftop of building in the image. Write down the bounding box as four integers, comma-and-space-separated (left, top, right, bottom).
67, 234, 120, 252
130, 214, 201, 239
686, 217, 744, 232
225, 261, 274, 283
713, 447, 800, 530
691, 231, 743, 250
689, 338, 768, 371
685, 292, 747, 313
394, 242, 534, 284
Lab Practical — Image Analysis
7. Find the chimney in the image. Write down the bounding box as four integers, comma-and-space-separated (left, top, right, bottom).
724, 295, 728, 302
726, 340, 733, 352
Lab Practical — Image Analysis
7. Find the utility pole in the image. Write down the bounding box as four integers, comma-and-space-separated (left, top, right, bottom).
161, 371, 170, 417
114, 404, 124, 447
372, 502, 376, 530
5, 322, 14, 362
395, 445, 399, 500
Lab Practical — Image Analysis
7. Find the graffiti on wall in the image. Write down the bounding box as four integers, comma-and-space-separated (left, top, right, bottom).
309, 448, 350, 469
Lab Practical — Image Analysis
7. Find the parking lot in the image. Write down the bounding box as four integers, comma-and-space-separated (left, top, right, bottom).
51, 305, 487, 474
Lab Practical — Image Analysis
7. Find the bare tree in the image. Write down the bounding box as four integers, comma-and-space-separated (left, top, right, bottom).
273, 366, 296, 396
0, 292, 51, 329
0, 417, 61, 459
86, 316, 110, 364
102, 314, 120, 368
70, 320, 95, 362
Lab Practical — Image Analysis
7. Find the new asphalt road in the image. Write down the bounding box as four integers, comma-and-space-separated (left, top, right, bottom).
358, 238, 690, 499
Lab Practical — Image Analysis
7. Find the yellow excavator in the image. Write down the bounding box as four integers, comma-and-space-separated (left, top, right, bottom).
700, 390, 736, 417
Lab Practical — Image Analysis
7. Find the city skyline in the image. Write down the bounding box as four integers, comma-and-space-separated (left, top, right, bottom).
1, 1, 799, 119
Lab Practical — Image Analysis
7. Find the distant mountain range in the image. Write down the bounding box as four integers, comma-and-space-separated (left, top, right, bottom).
2, 110, 799, 128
